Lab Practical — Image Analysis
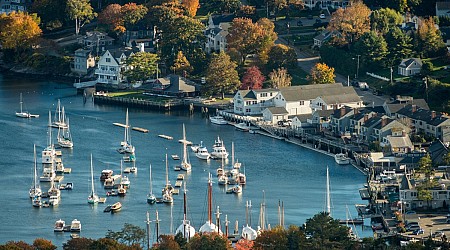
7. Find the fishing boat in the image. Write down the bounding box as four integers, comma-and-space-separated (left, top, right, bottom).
29, 145, 42, 198
118, 109, 135, 154
87, 154, 99, 204
241, 200, 257, 240
103, 205, 112, 212
180, 124, 191, 172
210, 136, 229, 159
54, 219, 65, 232
57, 117, 73, 148
40, 111, 56, 182
334, 153, 350, 165
49, 195, 60, 206
195, 141, 210, 160
217, 156, 228, 185
209, 115, 228, 125
171, 154, 180, 160
234, 122, 250, 132
147, 164, 156, 204
70, 219, 81, 232
16, 93, 38, 118
175, 183, 196, 239
119, 160, 130, 189
199, 174, 222, 234
162, 154, 173, 203
52, 100, 68, 129
110, 202, 122, 213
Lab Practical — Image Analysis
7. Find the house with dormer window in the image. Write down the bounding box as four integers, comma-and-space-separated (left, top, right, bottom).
233, 89, 279, 115
398, 58, 422, 76
95, 47, 139, 85
205, 14, 234, 53
329, 106, 354, 136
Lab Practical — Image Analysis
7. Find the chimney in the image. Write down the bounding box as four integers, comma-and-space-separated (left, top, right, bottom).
402, 130, 406, 137
340, 107, 345, 117
412, 105, 417, 113
431, 111, 436, 119
373, 113, 378, 118
364, 114, 369, 122
354, 107, 359, 114
381, 117, 387, 127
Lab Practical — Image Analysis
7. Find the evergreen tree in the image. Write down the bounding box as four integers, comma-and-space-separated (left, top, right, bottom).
205, 52, 241, 99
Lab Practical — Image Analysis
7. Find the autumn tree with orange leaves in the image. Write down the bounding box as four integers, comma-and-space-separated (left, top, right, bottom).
0, 11, 42, 50
98, 4, 124, 33
182, 0, 200, 17
308, 63, 335, 85
327, 1, 371, 46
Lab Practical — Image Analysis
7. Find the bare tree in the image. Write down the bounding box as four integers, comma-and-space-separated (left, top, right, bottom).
269, 67, 292, 89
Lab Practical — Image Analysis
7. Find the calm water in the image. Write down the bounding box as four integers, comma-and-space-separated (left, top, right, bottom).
0, 72, 371, 247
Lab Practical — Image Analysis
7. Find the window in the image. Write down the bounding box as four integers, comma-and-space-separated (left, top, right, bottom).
106, 58, 111, 63
300, 101, 304, 105
261, 93, 267, 97
245, 109, 251, 113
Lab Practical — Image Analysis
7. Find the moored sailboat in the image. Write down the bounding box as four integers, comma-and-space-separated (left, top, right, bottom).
51, 100, 68, 129
175, 183, 196, 239
40, 111, 56, 182
162, 154, 173, 203
199, 173, 222, 235
88, 154, 99, 204
118, 109, 135, 154
58, 117, 73, 148
180, 124, 191, 172
29, 145, 42, 198
147, 164, 156, 204
16, 93, 38, 118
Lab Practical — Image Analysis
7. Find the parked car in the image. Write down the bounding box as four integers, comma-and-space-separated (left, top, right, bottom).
320, 13, 326, 19
413, 228, 424, 235
407, 225, 421, 232
433, 231, 445, 238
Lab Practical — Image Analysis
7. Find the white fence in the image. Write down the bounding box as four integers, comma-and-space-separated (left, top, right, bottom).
366, 72, 389, 82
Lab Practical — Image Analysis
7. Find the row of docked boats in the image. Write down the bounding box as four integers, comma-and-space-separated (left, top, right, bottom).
190, 136, 229, 160
54, 219, 81, 232
209, 114, 258, 133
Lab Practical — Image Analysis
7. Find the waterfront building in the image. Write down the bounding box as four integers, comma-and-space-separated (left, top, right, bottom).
72, 49, 96, 76
77, 31, 115, 52
382, 96, 429, 118
262, 107, 288, 125
384, 135, 414, 156
95, 47, 140, 85
233, 89, 278, 115
396, 105, 450, 144
0, 0, 29, 14
152, 75, 197, 97
329, 106, 354, 136
372, 119, 411, 146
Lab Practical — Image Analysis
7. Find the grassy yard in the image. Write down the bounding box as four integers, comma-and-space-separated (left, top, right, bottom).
290, 66, 309, 85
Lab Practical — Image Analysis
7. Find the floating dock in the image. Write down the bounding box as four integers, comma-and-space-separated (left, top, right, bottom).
172, 189, 179, 195
177, 174, 184, 180
175, 181, 182, 187
171, 155, 180, 160
132, 127, 148, 133
158, 134, 173, 140
54, 176, 64, 182
56, 151, 62, 157
113, 122, 127, 128
99, 197, 107, 203
63, 168, 72, 174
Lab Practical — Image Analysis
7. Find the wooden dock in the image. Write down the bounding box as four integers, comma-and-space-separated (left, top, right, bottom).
158, 134, 173, 140
132, 127, 149, 133
63, 168, 72, 174
113, 122, 127, 128
54, 176, 64, 182
172, 189, 179, 195
99, 197, 107, 203
171, 155, 180, 160
175, 181, 182, 187
177, 174, 184, 180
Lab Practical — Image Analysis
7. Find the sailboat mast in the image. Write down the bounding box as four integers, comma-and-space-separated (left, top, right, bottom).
232, 142, 235, 166
125, 109, 129, 144
48, 111, 52, 147
155, 210, 160, 242
146, 211, 151, 250
90, 154, 95, 196
165, 154, 169, 187
182, 124, 187, 164
326, 167, 331, 216
208, 173, 212, 223
19, 93, 23, 113
149, 164, 153, 194
33, 144, 38, 189
183, 183, 187, 238
245, 200, 249, 226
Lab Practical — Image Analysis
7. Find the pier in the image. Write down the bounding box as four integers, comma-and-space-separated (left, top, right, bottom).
94, 95, 184, 111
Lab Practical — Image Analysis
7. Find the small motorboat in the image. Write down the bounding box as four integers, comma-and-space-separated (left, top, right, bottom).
334, 153, 350, 165
49, 195, 60, 206
209, 115, 228, 125
70, 219, 81, 232
106, 190, 118, 196
171, 154, 180, 160
226, 185, 242, 194
103, 205, 112, 213
54, 219, 65, 232
100, 169, 113, 182
195, 146, 211, 160
110, 202, 122, 213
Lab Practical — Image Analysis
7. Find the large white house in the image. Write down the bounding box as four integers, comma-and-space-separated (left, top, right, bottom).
275, 83, 362, 116
233, 89, 279, 115
95, 48, 138, 85
205, 14, 234, 53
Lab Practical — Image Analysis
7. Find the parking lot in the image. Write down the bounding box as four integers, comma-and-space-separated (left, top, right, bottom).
402, 214, 450, 240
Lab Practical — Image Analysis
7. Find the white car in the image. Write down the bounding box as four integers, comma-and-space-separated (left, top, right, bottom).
320, 14, 326, 19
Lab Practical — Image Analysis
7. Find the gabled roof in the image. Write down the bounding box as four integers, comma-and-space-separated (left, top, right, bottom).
293, 114, 310, 122
385, 98, 429, 114
429, 140, 449, 164
211, 14, 235, 26
320, 92, 361, 104
164, 75, 196, 93
266, 107, 289, 115
399, 175, 414, 190
279, 83, 360, 103
332, 106, 353, 119
237, 90, 257, 100
387, 135, 413, 149
315, 109, 335, 118
399, 58, 422, 68
373, 118, 396, 130
397, 104, 450, 126
362, 116, 382, 128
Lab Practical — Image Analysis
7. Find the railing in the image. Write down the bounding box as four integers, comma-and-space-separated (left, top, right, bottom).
95, 69, 118, 76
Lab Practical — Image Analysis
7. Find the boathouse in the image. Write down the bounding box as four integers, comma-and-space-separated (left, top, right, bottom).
262, 107, 289, 124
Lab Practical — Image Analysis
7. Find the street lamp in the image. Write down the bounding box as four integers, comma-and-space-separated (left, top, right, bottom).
352, 55, 361, 79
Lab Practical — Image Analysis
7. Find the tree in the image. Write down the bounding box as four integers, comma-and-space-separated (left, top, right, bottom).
327, 1, 371, 46
417, 187, 433, 209
308, 63, 335, 84
417, 153, 433, 181
124, 52, 159, 83
98, 4, 124, 33
187, 233, 233, 250
32, 238, 57, 250
31, 0, 67, 30
253, 226, 288, 250
206, 0, 241, 14
89, 238, 129, 249
227, 18, 264, 63
63, 238, 94, 250
205, 51, 241, 99
256, 18, 278, 64
170, 51, 193, 76
235, 239, 254, 250
182, 0, 200, 17
267, 44, 297, 70
241, 66, 265, 90
1, 241, 34, 250
105, 223, 147, 247
286, 225, 307, 250
417, 17, 447, 57
66, 0, 97, 35
305, 212, 350, 249
443, 152, 450, 166
385, 27, 413, 65
154, 235, 181, 250
0, 12, 42, 51
122, 3, 148, 29
269, 68, 292, 88
370, 8, 403, 35
354, 31, 388, 67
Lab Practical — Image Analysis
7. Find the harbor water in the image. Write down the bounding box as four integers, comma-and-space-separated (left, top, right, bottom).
0, 72, 371, 246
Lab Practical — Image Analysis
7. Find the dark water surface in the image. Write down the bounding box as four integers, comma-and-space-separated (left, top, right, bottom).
0, 73, 371, 246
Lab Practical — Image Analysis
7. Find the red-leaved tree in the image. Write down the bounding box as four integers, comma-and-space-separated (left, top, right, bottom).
241, 66, 265, 90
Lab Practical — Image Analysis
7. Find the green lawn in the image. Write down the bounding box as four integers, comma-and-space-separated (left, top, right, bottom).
290, 67, 309, 85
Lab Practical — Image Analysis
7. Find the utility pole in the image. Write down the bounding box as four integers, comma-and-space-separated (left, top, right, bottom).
352, 55, 361, 79
146, 211, 151, 250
